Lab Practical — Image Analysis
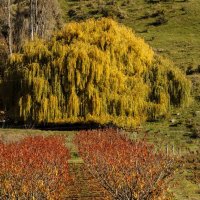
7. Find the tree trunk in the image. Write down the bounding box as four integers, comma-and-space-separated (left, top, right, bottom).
35, 0, 38, 35
30, 0, 34, 40
8, 0, 12, 55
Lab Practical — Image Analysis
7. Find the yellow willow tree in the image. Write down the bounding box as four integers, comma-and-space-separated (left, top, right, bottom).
2, 18, 191, 127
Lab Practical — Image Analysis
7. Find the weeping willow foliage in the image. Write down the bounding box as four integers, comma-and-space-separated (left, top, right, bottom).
2, 18, 191, 127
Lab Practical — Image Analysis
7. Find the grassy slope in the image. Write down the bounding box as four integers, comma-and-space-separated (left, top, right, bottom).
127, 0, 200, 72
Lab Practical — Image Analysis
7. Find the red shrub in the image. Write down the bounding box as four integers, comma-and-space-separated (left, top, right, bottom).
75, 129, 177, 200
0, 135, 71, 199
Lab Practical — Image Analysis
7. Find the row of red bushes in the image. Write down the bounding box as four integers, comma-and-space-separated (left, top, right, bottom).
0, 130, 177, 199
0, 136, 71, 199
75, 129, 177, 200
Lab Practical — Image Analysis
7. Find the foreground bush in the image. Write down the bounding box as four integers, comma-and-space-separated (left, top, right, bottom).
75, 129, 177, 200
0, 135, 70, 199
2, 18, 190, 127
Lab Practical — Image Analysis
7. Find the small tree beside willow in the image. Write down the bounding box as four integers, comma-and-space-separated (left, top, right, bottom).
2, 18, 191, 127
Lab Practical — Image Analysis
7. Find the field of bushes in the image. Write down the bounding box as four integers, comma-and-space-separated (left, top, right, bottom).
0, 126, 199, 199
